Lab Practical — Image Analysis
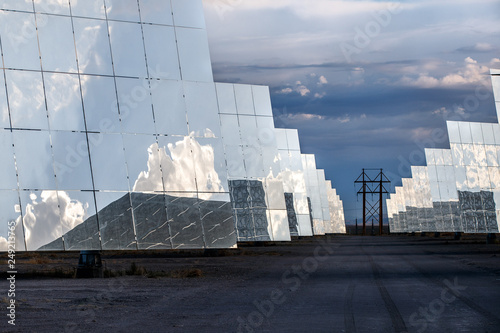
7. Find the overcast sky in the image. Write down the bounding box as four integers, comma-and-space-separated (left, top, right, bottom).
202, 0, 500, 224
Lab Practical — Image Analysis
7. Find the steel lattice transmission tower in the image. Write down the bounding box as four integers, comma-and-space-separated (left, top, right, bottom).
355, 169, 390, 235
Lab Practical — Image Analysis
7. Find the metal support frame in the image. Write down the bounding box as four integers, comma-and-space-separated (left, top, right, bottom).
355, 169, 390, 235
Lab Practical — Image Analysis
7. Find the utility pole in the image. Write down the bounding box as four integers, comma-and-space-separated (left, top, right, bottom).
362, 170, 366, 236
355, 169, 390, 235
379, 172, 383, 235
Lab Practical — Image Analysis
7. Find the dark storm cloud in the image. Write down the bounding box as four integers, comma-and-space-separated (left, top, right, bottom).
204, 0, 500, 223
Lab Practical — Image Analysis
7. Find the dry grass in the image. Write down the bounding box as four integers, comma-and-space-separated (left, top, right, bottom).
125, 262, 146, 276
24, 253, 51, 265
0, 268, 75, 279
168, 268, 203, 278
103, 262, 203, 279
0, 261, 203, 279
29, 268, 76, 278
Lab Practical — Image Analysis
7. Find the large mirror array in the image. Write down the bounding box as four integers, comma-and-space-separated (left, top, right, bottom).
387, 69, 500, 233
0, 0, 345, 251
276, 130, 345, 237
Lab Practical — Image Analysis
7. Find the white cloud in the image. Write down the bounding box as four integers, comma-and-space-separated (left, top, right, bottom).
296, 85, 311, 96
318, 75, 328, 85
295, 113, 325, 120
133, 137, 224, 195
296, 84, 311, 96
490, 58, 500, 67
474, 42, 495, 52
398, 57, 490, 88
410, 127, 434, 141
455, 106, 466, 115
278, 87, 293, 94
277, 82, 311, 96
399, 75, 439, 88
5, 136, 225, 250
278, 112, 325, 121
338, 115, 351, 123
432, 107, 448, 115
17, 191, 89, 250
0, 237, 7, 251
432, 106, 467, 118
457, 42, 497, 53
279, 73, 331, 97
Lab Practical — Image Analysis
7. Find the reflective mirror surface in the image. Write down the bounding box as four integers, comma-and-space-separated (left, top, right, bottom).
71, 0, 106, 19
1, 0, 34, 11
34, 0, 70, 15
88, 133, 129, 191
143, 25, 180, 80
108, 21, 147, 78
0, 130, 18, 190
234, 84, 255, 115
0, 72, 9, 128
60, 190, 100, 251
171, 0, 205, 29
184, 81, 220, 138
105, 0, 140, 22
51, 131, 93, 191
0, 11, 41, 70
19, 190, 64, 251
45, 73, 85, 131
6, 70, 48, 130
122, 134, 162, 192
95, 191, 136, 250
13, 130, 56, 190
157, 136, 197, 192
216, 83, 237, 115
116, 77, 155, 134
176, 28, 213, 82
37, 14, 78, 73
139, 0, 173, 25
252, 85, 273, 117
0, 190, 24, 251
80, 75, 121, 132
73, 17, 114, 75
151, 80, 188, 136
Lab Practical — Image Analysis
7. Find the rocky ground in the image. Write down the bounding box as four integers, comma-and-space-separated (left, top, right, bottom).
1, 234, 500, 333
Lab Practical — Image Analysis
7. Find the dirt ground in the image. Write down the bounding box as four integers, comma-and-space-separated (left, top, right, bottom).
1, 234, 500, 333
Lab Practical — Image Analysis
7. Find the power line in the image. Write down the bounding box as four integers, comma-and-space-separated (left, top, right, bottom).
354, 168, 390, 235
